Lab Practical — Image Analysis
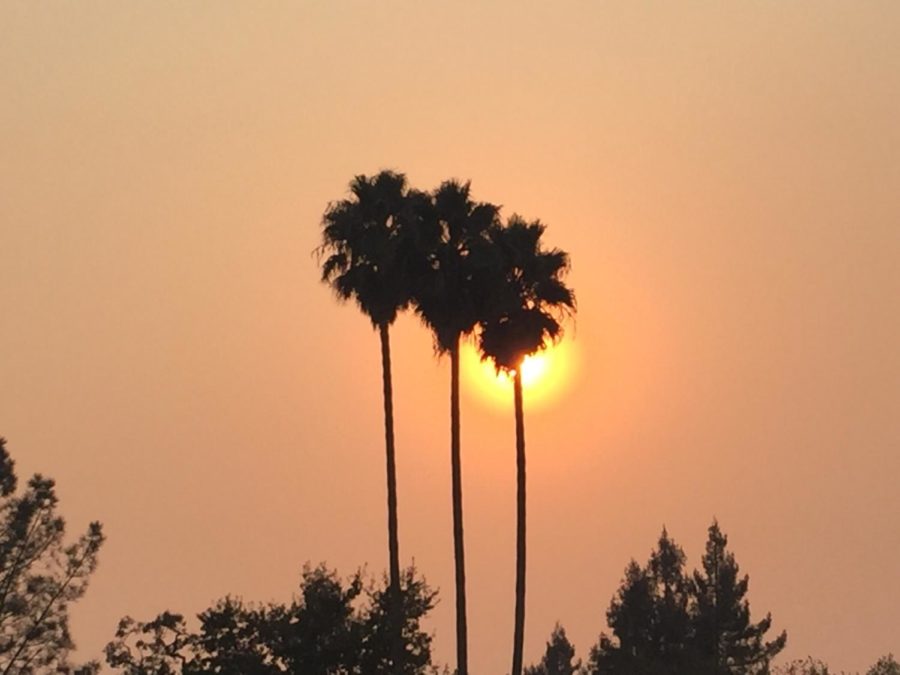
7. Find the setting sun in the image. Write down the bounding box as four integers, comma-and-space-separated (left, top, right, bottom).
460, 339, 577, 410
520, 353, 548, 386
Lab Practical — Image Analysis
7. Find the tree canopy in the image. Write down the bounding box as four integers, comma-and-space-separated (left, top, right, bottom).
585, 521, 785, 675
477, 215, 575, 372
318, 170, 427, 328
525, 623, 581, 675
105, 565, 438, 675
0, 437, 104, 675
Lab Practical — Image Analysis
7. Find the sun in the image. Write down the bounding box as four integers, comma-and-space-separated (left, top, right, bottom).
460, 339, 577, 410
520, 353, 549, 387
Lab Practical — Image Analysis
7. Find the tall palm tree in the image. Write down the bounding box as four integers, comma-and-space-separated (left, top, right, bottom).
317, 170, 424, 669
477, 215, 575, 675
412, 180, 500, 675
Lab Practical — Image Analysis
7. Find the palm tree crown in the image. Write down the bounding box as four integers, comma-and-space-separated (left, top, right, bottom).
319, 170, 424, 326
412, 180, 500, 351
479, 214, 575, 370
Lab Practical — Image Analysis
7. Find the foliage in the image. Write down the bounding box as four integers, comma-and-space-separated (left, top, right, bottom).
586, 530, 694, 675
105, 564, 438, 675
773, 657, 835, 675
472, 212, 574, 675
477, 215, 575, 372
771, 654, 900, 675
318, 170, 426, 328
358, 567, 438, 675
0, 437, 104, 675
317, 169, 429, 668
409, 178, 502, 675
649, 528, 694, 667
692, 521, 786, 674
867, 655, 900, 675
585, 522, 785, 675
525, 623, 580, 675
412, 179, 501, 352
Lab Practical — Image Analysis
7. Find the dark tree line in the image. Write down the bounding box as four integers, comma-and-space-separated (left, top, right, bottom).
526, 624, 581, 675
584, 521, 786, 674
773, 655, 900, 675
105, 565, 439, 675
526, 521, 787, 675
2, 435, 896, 674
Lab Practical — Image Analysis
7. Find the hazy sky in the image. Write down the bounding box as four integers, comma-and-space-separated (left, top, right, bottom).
2, 3, 898, 672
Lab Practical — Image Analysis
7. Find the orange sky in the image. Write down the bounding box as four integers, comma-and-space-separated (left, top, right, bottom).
1, 3, 898, 672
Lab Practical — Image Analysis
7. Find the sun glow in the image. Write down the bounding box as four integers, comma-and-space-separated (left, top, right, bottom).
520, 353, 548, 387
461, 339, 577, 410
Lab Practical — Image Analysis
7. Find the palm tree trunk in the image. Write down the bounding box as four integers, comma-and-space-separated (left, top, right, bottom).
378, 322, 402, 668
450, 336, 469, 675
511, 368, 527, 675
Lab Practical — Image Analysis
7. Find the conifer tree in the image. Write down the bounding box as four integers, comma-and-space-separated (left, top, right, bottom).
586, 523, 786, 675
691, 521, 786, 674
648, 528, 693, 668
867, 655, 900, 675
0, 437, 104, 675
585, 531, 692, 674
584, 560, 653, 673
525, 623, 580, 675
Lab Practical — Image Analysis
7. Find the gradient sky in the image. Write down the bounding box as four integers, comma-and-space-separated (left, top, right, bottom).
2, 3, 898, 672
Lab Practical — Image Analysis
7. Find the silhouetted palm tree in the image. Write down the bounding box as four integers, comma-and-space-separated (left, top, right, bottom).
477, 215, 575, 675
317, 170, 424, 668
412, 180, 500, 675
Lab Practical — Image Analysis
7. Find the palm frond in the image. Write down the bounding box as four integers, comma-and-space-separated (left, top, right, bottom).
477, 215, 576, 372
316, 171, 419, 327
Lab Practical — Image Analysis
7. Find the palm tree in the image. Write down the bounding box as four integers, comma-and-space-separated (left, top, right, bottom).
412, 180, 500, 675
477, 215, 575, 675
317, 170, 424, 669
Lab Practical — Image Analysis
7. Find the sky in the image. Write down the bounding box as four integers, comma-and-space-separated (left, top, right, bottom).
1, 2, 899, 672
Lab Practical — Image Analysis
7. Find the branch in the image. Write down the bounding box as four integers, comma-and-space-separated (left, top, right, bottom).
1, 532, 99, 675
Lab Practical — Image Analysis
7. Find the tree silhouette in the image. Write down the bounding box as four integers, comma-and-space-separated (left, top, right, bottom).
775, 655, 900, 675
525, 623, 580, 675
692, 521, 786, 673
477, 215, 575, 675
318, 170, 424, 667
648, 529, 693, 669
585, 560, 657, 674
586, 523, 786, 675
357, 567, 439, 674
773, 657, 834, 675
867, 655, 900, 675
0, 437, 104, 675
586, 530, 692, 675
412, 179, 500, 675
106, 564, 438, 675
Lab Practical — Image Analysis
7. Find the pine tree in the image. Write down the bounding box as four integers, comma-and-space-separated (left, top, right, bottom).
525, 623, 580, 675
586, 523, 786, 675
648, 528, 693, 668
585, 530, 692, 675
691, 521, 786, 674
584, 560, 652, 674
867, 654, 900, 675
0, 437, 104, 675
